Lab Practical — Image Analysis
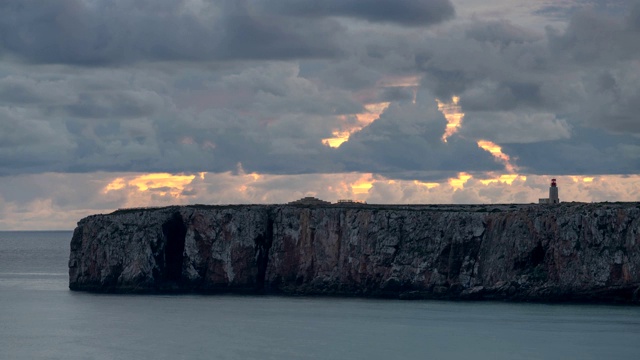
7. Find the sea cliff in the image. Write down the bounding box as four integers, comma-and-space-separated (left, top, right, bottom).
69, 203, 640, 303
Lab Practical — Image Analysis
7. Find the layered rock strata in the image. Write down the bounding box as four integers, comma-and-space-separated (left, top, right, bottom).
69, 203, 640, 303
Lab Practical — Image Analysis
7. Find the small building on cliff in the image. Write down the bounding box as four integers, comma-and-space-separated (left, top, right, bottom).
337, 199, 367, 205
539, 179, 560, 204
288, 197, 331, 205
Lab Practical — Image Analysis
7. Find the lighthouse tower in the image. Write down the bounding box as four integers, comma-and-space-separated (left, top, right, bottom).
549, 178, 559, 204
539, 178, 560, 204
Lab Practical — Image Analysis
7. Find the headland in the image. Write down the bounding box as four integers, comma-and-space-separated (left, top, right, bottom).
69, 202, 640, 303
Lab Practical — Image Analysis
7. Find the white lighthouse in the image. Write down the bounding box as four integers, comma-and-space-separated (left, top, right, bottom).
539, 178, 560, 204
549, 178, 559, 204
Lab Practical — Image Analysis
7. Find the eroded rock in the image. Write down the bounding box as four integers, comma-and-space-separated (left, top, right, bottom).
69, 203, 640, 303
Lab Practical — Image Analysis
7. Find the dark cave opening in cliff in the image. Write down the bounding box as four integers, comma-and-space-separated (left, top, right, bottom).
162, 213, 187, 283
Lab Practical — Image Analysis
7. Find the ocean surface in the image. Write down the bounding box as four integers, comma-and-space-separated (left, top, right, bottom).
1, 231, 639, 360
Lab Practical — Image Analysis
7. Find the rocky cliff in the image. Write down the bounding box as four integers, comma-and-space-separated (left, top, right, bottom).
69, 203, 640, 303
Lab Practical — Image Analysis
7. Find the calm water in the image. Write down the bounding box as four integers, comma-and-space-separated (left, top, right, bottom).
1, 231, 639, 359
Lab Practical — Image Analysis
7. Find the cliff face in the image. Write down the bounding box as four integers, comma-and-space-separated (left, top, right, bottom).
69, 203, 640, 303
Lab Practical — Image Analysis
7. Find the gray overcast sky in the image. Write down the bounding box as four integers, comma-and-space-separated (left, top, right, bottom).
0, 0, 639, 229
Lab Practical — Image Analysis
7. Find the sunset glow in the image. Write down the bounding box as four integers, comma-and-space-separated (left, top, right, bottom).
357, 102, 391, 126
322, 130, 351, 148
351, 174, 374, 195
479, 174, 523, 185
414, 180, 440, 189
104, 173, 196, 197
571, 176, 595, 183
378, 75, 420, 103
449, 172, 472, 190
377, 75, 420, 88
105, 178, 126, 191
477, 140, 518, 173
437, 96, 464, 142
4, 172, 640, 230
322, 102, 391, 148
0, 2, 638, 233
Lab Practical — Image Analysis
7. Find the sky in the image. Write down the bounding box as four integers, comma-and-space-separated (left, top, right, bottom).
0, 0, 639, 230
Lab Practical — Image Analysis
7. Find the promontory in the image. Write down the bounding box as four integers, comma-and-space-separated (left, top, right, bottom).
69, 202, 640, 303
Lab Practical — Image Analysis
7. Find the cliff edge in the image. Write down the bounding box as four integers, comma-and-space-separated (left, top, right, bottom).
69, 203, 640, 303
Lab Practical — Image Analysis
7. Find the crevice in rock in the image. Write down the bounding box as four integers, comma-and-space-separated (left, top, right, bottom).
255, 209, 274, 291
530, 241, 545, 267
162, 211, 187, 283
513, 241, 546, 271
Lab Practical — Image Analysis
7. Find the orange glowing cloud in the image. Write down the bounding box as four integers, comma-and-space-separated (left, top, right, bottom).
437, 96, 464, 142
449, 172, 472, 190
322, 102, 390, 148
477, 140, 518, 173
377, 75, 420, 103
233, 163, 266, 198
414, 180, 440, 189
351, 174, 374, 195
237, 173, 263, 194
105, 177, 126, 191
571, 176, 595, 183
322, 130, 352, 148
357, 102, 391, 126
377, 75, 421, 88
323, 75, 421, 148
479, 174, 525, 185
104, 173, 196, 197
7, 172, 640, 230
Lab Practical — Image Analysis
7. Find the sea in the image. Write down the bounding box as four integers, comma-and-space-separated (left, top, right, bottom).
1, 231, 639, 360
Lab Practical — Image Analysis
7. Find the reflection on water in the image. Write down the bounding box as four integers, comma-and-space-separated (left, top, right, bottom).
1, 231, 639, 360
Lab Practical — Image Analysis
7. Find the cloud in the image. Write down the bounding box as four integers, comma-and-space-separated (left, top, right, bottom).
503, 128, 640, 175
64, 90, 164, 119
0, 0, 344, 65
265, 0, 456, 27
466, 19, 541, 48
0, 75, 72, 105
333, 92, 503, 176
2, 0, 640, 230
460, 111, 571, 144
0, 107, 74, 176
577, 66, 640, 134
1, 171, 639, 230
0, 0, 638, 181
546, 5, 640, 65
0, 0, 455, 66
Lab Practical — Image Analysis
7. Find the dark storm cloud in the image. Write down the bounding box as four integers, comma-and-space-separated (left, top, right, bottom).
458, 81, 546, 112
0, 77, 48, 104
0, 0, 638, 179
64, 90, 163, 119
416, 20, 553, 104
378, 87, 415, 102
265, 0, 455, 27
546, 4, 640, 65
534, 0, 631, 20
542, 5, 640, 134
465, 19, 540, 48
415, 6, 640, 138
0, 0, 343, 65
503, 128, 640, 175
405, 4, 639, 175
0, 107, 74, 176
333, 93, 502, 174
215, 12, 343, 61
578, 68, 640, 134
0, 0, 191, 65
0, 75, 71, 105
459, 111, 571, 144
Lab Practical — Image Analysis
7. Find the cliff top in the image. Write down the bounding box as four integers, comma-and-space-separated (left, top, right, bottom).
107, 201, 640, 216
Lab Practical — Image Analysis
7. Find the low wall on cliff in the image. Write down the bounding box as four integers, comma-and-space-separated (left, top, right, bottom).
69, 203, 640, 303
